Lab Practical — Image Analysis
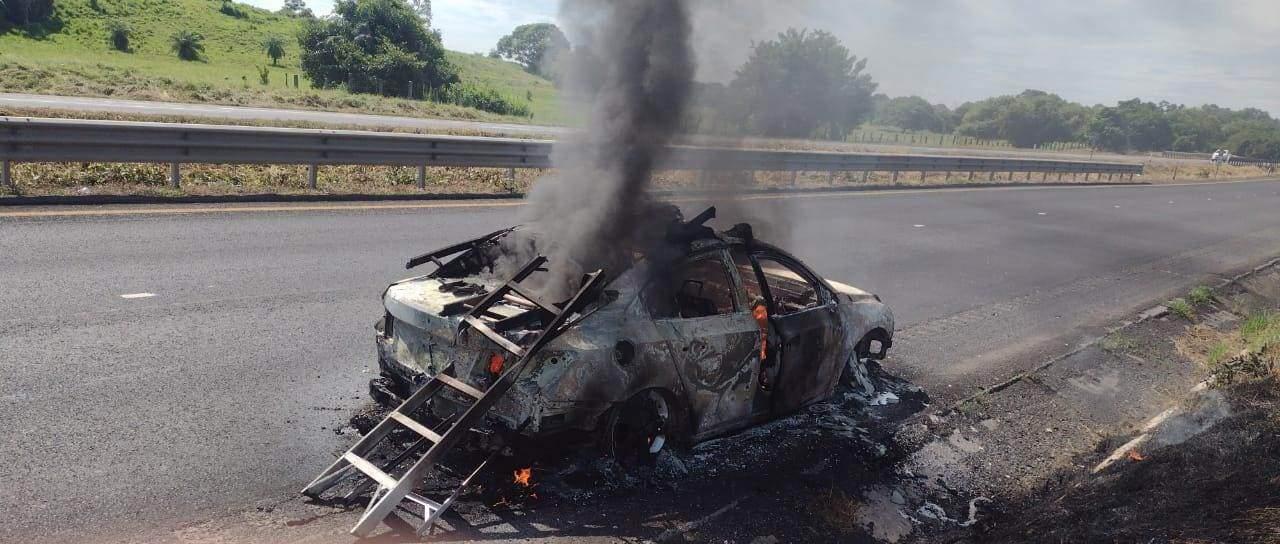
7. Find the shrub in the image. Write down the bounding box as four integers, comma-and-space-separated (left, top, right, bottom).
1188, 286, 1214, 306
2, 0, 55, 25
427, 83, 531, 117
256, 66, 269, 85
107, 20, 132, 52
1167, 298, 1195, 320
170, 30, 206, 61
262, 35, 286, 65
219, 0, 247, 18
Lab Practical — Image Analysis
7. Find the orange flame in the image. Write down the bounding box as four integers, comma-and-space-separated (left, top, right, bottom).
513, 467, 532, 486
752, 302, 769, 360
489, 353, 506, 375
1127, 449, 1146, 462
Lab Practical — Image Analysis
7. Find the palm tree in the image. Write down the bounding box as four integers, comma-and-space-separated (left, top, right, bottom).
170, 30, 205, 61
262, 35, 286, 66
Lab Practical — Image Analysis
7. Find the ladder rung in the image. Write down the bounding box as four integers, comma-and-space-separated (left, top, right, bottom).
435, 373, 485, 400
389, 412, 443, 443
462, 315, 527, 357
343, 452, 398, 489
404, 492, 444, 512
508, 283, 561, 314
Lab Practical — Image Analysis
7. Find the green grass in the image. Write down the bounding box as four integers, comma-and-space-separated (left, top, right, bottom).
1101, 331, 1139, 353
1188, 286, 1214, 306
1241, 312, 1280, 353
0, 0, 561, 122
445, 51, 562, 123
1167, 298, 1195, 320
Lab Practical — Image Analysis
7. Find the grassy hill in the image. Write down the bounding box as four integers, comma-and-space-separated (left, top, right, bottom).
0, 0, 564, 123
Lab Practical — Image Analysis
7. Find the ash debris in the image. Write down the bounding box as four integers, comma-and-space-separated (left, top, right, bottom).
497, 360, 928, 505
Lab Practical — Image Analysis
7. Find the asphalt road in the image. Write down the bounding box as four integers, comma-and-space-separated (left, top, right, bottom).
4, 180, 1280, 542
0, 92, 563, 136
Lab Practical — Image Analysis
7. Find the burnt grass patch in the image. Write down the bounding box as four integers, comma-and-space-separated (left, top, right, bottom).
962, 376, 1280, 544
337, 362, 929, 542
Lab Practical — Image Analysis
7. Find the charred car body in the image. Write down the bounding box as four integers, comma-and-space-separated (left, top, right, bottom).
372, 207, 893, 460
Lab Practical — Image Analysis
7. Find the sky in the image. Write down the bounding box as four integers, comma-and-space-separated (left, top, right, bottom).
240, 0, 1280, 115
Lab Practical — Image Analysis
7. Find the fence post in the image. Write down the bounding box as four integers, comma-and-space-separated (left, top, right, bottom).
169, 162, 181, 188
308, 164, 318, 189
1, 159, 11, 190
416, 165, 426, 189
407, 81, 414, 99
1172, 167, 1178, 180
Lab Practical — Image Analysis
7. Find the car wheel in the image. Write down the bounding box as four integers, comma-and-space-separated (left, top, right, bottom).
601, 390, 671, 466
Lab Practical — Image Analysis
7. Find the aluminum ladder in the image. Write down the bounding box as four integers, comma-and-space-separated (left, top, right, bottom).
301, 256, 604, 537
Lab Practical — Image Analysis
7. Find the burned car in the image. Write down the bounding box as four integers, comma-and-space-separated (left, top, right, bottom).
371, 207, 894, 462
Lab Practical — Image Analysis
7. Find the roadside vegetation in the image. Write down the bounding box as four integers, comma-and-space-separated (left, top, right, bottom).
0, 0, 557, 121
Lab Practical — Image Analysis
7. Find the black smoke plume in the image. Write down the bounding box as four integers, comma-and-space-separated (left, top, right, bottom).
502, 0, 696, 299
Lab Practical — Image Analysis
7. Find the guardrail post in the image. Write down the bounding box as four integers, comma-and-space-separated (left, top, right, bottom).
862, 171, 870, 183
968, 171, 974, 181
416, 166, 426, 189
988, 171, 994, 181
1041, 172, 1048, 181
944, 171, 950, 181
891, 171, 898, 183
790, 170, 797, 186
1172, 167, 1178, 181
919, 171, 926, 182
169, 162, 181, 188
506, 168, 516, 192
2, 159, 11, 190
308, 165, 318, 189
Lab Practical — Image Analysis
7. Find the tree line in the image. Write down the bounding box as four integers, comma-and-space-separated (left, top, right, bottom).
868, 91, 1280, 159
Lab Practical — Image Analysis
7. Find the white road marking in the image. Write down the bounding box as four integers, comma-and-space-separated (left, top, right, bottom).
913, 224, 926, 228
120, 293, 156, 299
1114, 205, 1121, 208
1037, 212, 1047, 215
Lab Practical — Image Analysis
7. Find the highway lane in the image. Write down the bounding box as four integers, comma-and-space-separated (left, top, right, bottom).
0, 92, 563, 136
3, 180, 1280, 542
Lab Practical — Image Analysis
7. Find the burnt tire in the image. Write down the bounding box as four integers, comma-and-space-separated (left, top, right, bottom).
601, 390, 671, 467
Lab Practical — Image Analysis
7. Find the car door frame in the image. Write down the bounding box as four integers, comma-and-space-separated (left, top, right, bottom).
742, 248, 844, 416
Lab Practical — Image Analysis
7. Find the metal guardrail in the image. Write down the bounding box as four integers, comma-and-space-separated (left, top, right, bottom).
0, 117, 1144, 189
1161, 150, 1277, 167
